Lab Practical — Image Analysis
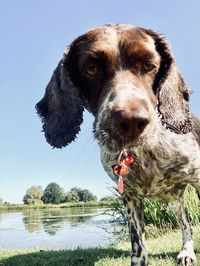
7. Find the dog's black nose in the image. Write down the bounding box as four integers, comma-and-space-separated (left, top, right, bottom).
111, 102, 150, 139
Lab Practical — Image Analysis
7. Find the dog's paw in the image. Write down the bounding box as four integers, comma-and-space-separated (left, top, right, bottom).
177, 249, 196, 266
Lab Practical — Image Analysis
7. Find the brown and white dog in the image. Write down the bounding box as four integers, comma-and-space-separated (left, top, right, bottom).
36, 24, 200, 266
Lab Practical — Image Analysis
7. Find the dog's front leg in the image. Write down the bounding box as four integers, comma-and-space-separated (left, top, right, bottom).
194, 185, 200, 200
125, 197, 148, 266
170, 197, 196, 265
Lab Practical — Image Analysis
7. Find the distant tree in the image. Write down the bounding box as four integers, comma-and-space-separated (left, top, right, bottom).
42, 182, 64, 204
0, 197, 3, 205
69, 187, 97, 202
24, 198, 43, 205
23, 186, 43, 205
78, 189, 97, 202
100, 196, 115, 202
70, 187, 82, 195
64, 191, 79, 202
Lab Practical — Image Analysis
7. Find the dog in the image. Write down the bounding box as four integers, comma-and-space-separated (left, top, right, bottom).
36, 24, 200, 265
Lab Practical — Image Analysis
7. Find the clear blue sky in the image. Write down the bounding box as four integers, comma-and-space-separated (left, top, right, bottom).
1, 1, 200, 203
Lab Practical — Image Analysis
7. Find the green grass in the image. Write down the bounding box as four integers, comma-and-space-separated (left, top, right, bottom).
1, 226, 200, 266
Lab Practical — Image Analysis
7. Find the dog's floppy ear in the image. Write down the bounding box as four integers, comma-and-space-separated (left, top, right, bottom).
36, 50, 84, 148
142, 28, 192, 134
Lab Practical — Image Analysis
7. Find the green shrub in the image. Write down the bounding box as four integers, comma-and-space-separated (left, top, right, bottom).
108, 186, 200, 238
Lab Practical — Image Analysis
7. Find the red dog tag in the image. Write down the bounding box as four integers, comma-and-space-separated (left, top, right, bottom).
118, 176, 124, 193
112, 152, 135, 194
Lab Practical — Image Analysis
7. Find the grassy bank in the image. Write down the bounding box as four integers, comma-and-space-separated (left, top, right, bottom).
0, 201, 112, 211
0, 226, 200, 266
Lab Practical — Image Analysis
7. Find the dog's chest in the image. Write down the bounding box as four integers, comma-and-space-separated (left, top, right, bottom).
101, 145, 199, 202
125, 158, 188, 201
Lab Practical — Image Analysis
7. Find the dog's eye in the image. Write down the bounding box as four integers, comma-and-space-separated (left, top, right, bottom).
143, 63, 156, 72
85, 65, 99, 76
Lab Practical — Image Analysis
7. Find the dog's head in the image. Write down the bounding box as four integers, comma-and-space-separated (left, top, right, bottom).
36, 24, 192, 153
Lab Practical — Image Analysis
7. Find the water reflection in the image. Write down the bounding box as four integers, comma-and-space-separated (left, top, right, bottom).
23, 210, 43, 233
22, 208, 98, 235
0, 207, 120, 249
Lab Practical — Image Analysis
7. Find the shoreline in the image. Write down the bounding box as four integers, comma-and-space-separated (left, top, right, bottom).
0, 201, 113, 211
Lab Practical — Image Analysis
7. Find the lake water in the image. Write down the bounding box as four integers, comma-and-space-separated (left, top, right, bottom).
0, 207, 124, 249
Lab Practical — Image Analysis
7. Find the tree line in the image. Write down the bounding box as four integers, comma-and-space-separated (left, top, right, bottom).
22, 183, 99, 205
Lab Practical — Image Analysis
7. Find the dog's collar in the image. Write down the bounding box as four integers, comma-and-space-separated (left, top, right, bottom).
160, 120, 182, 134
155, 106, 182, 134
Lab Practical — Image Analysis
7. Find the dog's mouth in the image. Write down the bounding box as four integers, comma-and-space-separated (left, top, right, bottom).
93, 125, 144, 154
93, 115, 159, 154
93, 105, 186, 154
